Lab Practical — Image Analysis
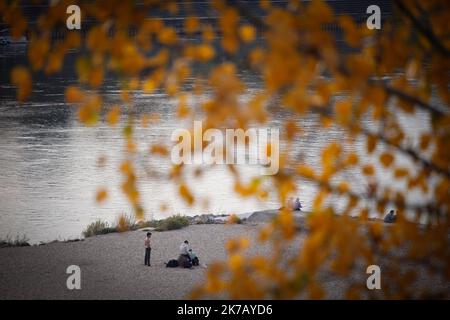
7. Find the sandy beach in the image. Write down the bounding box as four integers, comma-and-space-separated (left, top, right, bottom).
0, 215, 448, 299
0, 223, 270, 299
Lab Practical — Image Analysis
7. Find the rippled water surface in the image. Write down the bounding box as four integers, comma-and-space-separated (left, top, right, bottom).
0, 47, 431, 242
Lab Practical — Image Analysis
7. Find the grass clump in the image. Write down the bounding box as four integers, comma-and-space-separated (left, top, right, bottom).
116, 213, 137, 232
155, 215, 190, 231
83, 214, 190, 238
227, 214, 243, 224
136, 220, 159, 229
82, 214, 139, 238
0, 235, 31, 248
82, 220, 116, 238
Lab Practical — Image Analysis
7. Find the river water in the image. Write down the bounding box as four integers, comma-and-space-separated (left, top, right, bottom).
0, 46, 432, 243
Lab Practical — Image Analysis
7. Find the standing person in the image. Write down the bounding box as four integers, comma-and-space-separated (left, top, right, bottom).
144, 232, 152, 266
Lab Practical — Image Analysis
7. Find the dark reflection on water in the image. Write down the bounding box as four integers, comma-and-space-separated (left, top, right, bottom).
0, 48, 431, 243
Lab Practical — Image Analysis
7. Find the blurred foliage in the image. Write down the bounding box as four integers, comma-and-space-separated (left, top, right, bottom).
2, 0, 450, 298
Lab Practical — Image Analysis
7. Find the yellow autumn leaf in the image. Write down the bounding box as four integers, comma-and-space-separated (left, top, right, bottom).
259, 0, 271, 9
45, 51, 63, 74
202, 24, 215, 42
339, 15, 362, 47
362, 164, 375, 176
65, 86, 85, 104
27, 34, 50, 71
184, 16, 199, 34
119, 160, 132, 175
165, 1, 178, 14
337, 181, 350, 193
121, 90, 131, 103
285, 120, 299, 141
165, 81, 178, 96
89, 67, 103, 88
369, 220, 383, 241
420, 134, 431, 150
77, 96, 102, 125
226, 237, 249, 253
126, 139, 136, 154
394, 167, 409, 179
179, 183, 194, 205
379, 152, 394, 168
221, 35, 239, 54
158, 27, 177, 45
335, 99, 352, 124
239, 24, 256, 43
249, 47, 265, 67
106, 105, 121, 126
177, 97, 191, 118
150, 144, 169, 156
366, 135, 377, 153
345, 153, 359, 166
296, 165, 316, 179
95, 188, 108, 203
142, 78, 157, 93
11, 66, 32, 102
196, 44, 215, 62
309, 282, 325, 299
228, 253, 244, 271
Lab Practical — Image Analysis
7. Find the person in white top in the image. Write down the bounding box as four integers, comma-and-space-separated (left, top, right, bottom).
180, 240, 190, 257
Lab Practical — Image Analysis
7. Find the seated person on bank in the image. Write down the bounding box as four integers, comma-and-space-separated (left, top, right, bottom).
384, 209, 397, 223
293, 198, 302, 211
178, 240, 193, 268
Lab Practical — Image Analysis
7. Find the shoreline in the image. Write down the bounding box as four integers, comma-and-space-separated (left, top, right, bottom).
0, 223, 269, 299
0, 209, 401, 248
0, 209, 278, 248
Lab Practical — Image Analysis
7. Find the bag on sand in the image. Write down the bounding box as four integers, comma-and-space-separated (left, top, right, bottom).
178, 254, 193, 268
165, 259, 179, 268
192, 257, 199, 266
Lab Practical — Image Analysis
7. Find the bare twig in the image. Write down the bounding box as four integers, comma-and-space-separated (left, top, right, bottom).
393, 0, 450, 57
378, 82, 447, 117
295, 169, 441, 215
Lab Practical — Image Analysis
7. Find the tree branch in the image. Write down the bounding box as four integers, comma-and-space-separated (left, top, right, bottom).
369, 80, 447, 117
226, 0, 268, 32
295, 169, 441, 215
308, 104, 450, 180
359, 126, 450, 180
393, 0, 450, 57
225, 0, 450, 179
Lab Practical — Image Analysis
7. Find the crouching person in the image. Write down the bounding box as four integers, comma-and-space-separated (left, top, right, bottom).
188, 249, 199, 266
